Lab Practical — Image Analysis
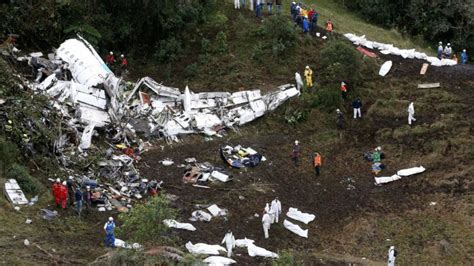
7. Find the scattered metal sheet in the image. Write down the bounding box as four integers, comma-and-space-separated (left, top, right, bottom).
4, 179, 29, 205
417, 83, 440, 89
420, 63, 429, 75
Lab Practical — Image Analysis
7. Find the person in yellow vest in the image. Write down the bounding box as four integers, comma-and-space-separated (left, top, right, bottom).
313, 152, 322, 176
304, 65, 313, 88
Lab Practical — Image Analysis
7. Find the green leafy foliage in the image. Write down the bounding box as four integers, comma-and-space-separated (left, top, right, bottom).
0, 137, 19, 176
118, 194, 177, 244
273, 250, 298, 265
284, 109, 308, 125
306, 86, 342, 112
63, 23, 102, 46
6, 164, 42, 196
215, 31, 229, 54
155, 37, 183, 63
319, 40, 362, 84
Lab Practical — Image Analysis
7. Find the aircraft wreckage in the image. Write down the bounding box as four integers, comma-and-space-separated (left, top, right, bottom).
30, 36, 299, 148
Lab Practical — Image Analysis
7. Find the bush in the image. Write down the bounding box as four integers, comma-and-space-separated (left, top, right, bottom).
284, 109, 308, 125
184, 63, 199, 78
118, 194, 177, 244
0, 137, 19, 175
215, 31, 228, 54
155, 37, 183, 63
319, 41, 362, 85
306, 87, 341, 112
6, 164, 42, 196
273, 250, 298, 265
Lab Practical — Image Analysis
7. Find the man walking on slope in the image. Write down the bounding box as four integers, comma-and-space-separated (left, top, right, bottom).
437, 42, 443, 59
104, 217, 116, 247
407, 101, 416, 125
270, 197, 282, 223
234, 0, 240, 9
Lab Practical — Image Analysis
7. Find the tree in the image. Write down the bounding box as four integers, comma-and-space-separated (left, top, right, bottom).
319, 40, 362, 85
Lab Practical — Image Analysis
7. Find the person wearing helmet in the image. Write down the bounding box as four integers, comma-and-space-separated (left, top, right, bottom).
372, 147, 382, 163
83, 186, 92, 209
304, 65, 313, 88
52, 178, 61, 207
313, 152, 322, 176
461, 49, 468, 64
407, 101, 416, 125
66, 176, 75, 206
437, 41, 443, 59
59, 181, 68, 209
74, 186, 83, 216
443, 43, 452, 59
340, 81, 348, 100
336, 109, 344, 129
120, 54, 128, 69
104, 217, 116, 247
292, 140, 301, 166
105, 51, 115, 66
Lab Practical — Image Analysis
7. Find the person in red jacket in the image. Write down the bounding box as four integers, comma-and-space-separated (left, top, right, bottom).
105, 51, 115, 66
120, 54, 128, 69
59, 181, 69, 209
52, 178, 61, 207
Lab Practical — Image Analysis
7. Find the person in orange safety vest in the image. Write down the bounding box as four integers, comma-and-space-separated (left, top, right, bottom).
313, 152, 322, 176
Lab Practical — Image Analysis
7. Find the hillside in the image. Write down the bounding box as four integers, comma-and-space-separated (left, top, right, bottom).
0, 1, 473, 265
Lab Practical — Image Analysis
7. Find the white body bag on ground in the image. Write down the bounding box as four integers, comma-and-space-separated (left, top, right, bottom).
185, 241, 226, 255
283, 219, 308, 238
286, 207, 315, 224
163, 219, 196, 231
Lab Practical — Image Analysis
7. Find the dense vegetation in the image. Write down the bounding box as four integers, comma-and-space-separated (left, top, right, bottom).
338, 0, 474, 52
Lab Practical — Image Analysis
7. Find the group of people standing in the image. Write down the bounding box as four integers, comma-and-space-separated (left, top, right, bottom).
437, 42, 469, 64
51, 177, 92, 216
105, 51, 128, 75
234, 0, 283, 16
291, 140, 323, 176
262, 197, 282, 238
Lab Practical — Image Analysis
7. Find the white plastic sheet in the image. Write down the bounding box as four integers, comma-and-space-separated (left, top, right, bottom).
203, 256, 236, 265
374, 174, 402, 185
283, 219, 308, 238
397, 166, 426, 177
207, 204, 227, 216
247, 243, 279, 258
185, 241, 226, 255
163, 219, 196, 231
114, 239, 142, 249
235, 238, 255, 248
190, 210, 212, 222
286, 207, 315, 224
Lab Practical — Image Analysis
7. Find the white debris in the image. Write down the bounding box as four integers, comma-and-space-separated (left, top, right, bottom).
210, 171, 231, 182
235, 238, 255, 248
247, 243, 278, 258
163, 219, 196, 231
207, 204, 227, 217
286, 207, 316, 224
4, 179, 29, 205
283, 219, 308, 238
161, 159, 174, 166
190, 210, 212, 222
185, 241, 226, 255
203, 256, 236, 265
397, 166, 426, 177
23, 239, 30, 246
379, 61, 392, 77
25, 219, 32, 224
114, 239, 142, 250
374, 174, 402, 185
79, 123, 96, 150
344, 33, 457, 66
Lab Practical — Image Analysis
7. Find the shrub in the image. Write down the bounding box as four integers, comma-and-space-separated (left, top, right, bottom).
306, 87, 341, 112
319, 41, 362, 85
0, 137, 19, 175
215, 31, 228, 54
155, 37, 183, 63
6, 164, 42, 196
284, 109, 308, 125
184, 63, 199, 78
273, 250, 298, 265
118, 194, 177, 244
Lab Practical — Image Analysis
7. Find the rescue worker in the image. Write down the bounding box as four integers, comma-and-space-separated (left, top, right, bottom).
234, 0, 240, 9
352, 98, 362, 119
372, 147, 382, 163
325, 19, 334, 33
304, 65, 313, 88
52, 178, 61, 207
66, 176, 75, 206
270, 197, 282, 223
83, 186, 92, 209
407, 101, 416, 125
313, 152, 322, 176
340, 81, 348, 100
59, 181, 68, 209
255, 0, 262, 17
5, 120, 13, 132
221, 230, 236, 257
249, 0, 254, 11
295, 72, 303, 92
267, 0, 273, 14
75, 186, 83, 216
311, 9, 319, 32
290, 2, 297, 21
387, 246, 397, 266
292, 140, 300, 166
264, 202, 270, 215
262, 211, 272, 239
275, 0, 282, 14
461, 49, 468, 64
437, 42, 443, 59
302, 17, 309, 33
336, 109, 345, 129
105, 51, 115, 66
120, 54, 128, 69
443, 43, 452, 59
104, 217, 116, 247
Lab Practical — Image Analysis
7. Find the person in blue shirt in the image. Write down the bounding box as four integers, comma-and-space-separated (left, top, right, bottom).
461, 49, 468, 64
303, 17, 309, 33
74, 187, 83, 216
104, 217, 116, 247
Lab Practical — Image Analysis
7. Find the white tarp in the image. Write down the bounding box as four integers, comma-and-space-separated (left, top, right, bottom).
283, 219, 308, 238
374, 174, 402, 185
203, 256, 236, 265
56, 37, 111, 87
163, 219, 196, 231
247, 243, 279, 258
210, 171, 231, 182
397, 166, 426, 177
4, 179, 29, 205
286, 207, 316, 224
185, 241, 226, 255
235, 238, 255, 248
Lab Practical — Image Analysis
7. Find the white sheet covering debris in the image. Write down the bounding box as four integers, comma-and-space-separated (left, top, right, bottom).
247, 243, 279, 258
210, 171, 231, 182
235, 238, 255, 248
163, 219, 197, 231
283, 219, 309, 238
379, 61, 392, 77
4, 179, 29, 205
374, 174, 402, 185
185, 241, 226, 255
286, 207, 316, 224
344, 33, 457, 67
397, 166, 426, 177
114, 239, 142, 250
203, 256, 236, 265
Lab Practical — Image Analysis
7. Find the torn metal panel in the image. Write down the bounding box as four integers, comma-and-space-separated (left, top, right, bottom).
127, 77, 181, 103
79, 123, 96, 150
4, 179, 29, 205
76, 105, 110, 126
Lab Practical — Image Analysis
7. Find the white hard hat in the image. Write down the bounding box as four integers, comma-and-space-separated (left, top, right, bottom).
109, 217, 114, 221
56, 178, 60, 183
86, 186, 90, 190
62, 181, 67, 185
121, 54, 124, 58
336, 109, 340, 112
439, 41, 442, 45
68, 176, 73, 180
305, 65, 309, 69
295, 140, 299, 144
463, 49, 466, 52
377, 146, 382, 151
447, 43, 451, 46
110, 51, 113, 55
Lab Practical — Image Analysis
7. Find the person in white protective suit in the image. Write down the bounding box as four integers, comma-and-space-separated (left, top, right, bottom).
234, 0, 240, 9
262, 211, 272, 239
221, 230, 236, 257
387, 246, 397, 266
295, 72, 304, 93
407, 102, 416, 125
270, 197, 282, 223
